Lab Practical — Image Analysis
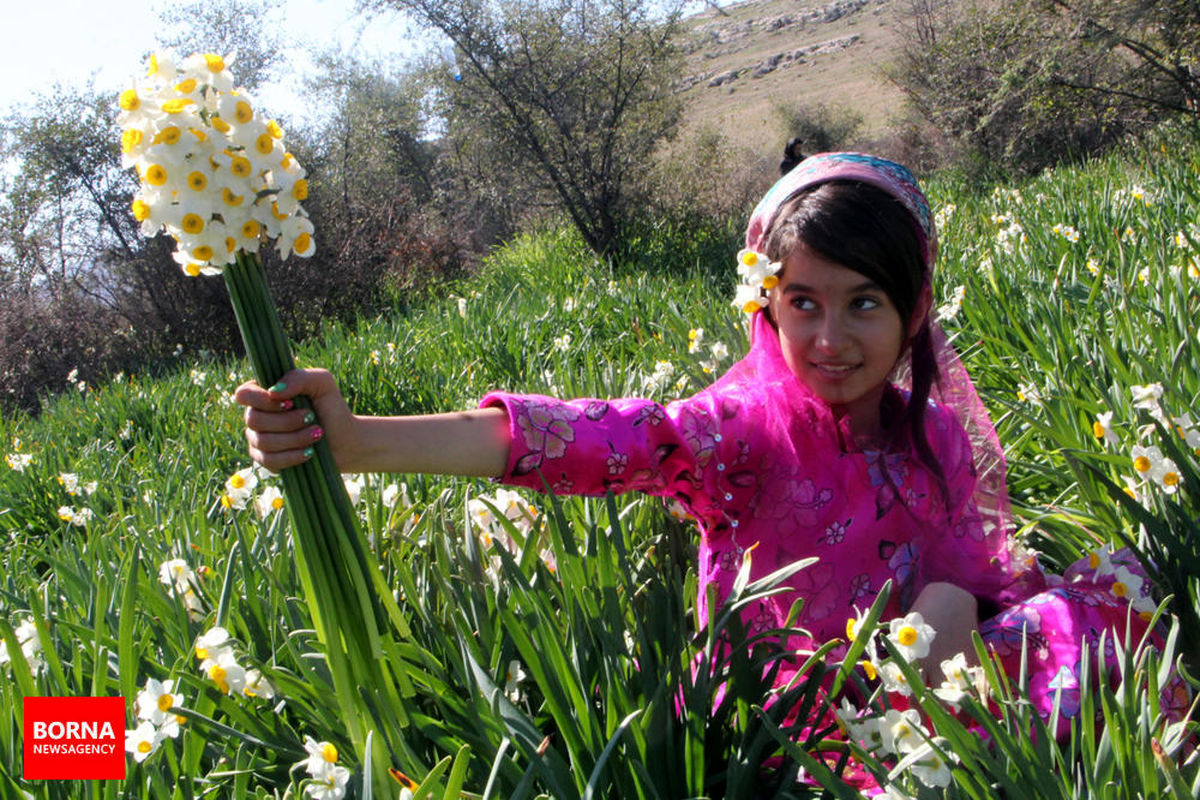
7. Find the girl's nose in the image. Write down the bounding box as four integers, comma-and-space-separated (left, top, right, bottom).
815, 313, 849, 352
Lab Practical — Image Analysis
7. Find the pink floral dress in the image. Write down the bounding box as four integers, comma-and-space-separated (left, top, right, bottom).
480, 313, 1188, 728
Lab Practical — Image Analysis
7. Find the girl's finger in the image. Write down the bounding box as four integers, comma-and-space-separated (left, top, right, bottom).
244, 405, 318, 434
248, 441, 315, 472
234, 381, 295, 412
246, 425, 324, 458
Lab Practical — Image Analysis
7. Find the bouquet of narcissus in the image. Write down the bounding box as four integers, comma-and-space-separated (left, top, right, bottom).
118, 51, 314, 274
119, 52, 413, 795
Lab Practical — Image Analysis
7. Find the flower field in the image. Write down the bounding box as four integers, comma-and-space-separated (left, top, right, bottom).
1, 132, 1198, 798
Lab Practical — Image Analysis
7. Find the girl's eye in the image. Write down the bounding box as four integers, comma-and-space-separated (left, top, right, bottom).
853, 296, 881, 311
791, 297, 817, 311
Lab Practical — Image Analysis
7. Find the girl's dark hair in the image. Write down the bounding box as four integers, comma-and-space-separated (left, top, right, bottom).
762, 180, 946, 497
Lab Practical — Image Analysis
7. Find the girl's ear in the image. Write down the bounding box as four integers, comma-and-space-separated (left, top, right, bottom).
908, 283, 933, 339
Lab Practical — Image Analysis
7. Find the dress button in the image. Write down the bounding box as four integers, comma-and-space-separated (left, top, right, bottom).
724, 493, 733, 501
714, 434, 723, 442
717, 463, 726, 471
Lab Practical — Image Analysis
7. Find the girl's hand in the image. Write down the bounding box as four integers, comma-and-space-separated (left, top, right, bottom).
234, 368, 358, 472
911, 581, 979, 683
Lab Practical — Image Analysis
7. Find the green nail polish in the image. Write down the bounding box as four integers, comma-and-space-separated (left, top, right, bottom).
303, 411, 316, 424
302, 446, 315, 459
269, 381, 287, 393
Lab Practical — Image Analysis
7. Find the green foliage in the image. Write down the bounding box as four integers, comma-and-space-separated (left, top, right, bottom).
887, 0, 1200, 173
1, 142, 1199, 797
381, 0, 689, 257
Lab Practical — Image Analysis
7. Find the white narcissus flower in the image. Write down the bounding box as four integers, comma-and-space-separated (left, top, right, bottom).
222, 466, 259, 510
1, 617, 43, 672
255, 486, 284, 518
504, 659, 528, 704
887, 611, 936, 662
342, 475, 364, 507
877, 660, 914, 697
158, 559, 194, 595
243, 668, 276, 700
135, 678, 184, 728
305, 765, 351, 800
194, 626, 233, 664
879, 708, 926, 755
1092, 410, 1119, 446
125, 720, 161, 762
301, 735, 342, 777
205, 650, 247, 695
118, 52, 313, 276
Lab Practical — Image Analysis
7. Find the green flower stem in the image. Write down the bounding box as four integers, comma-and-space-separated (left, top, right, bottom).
222, 251, 404, 793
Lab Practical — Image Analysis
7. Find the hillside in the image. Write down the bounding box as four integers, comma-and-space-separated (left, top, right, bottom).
676, 0, 907, 156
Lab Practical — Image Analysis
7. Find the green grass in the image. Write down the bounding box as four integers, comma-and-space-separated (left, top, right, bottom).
1, 133, 1198, 797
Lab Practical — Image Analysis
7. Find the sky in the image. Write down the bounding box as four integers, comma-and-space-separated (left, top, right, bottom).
3, 0, 432, 120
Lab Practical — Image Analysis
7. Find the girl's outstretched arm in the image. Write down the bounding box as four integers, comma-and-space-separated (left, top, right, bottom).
234, 368, 511, 478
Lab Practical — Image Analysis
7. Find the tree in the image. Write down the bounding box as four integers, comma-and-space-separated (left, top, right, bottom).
372, 0, 687, 257
887, 0, 1198, 173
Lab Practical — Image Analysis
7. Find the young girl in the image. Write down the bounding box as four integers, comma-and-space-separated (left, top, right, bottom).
236, 152, 1174, 738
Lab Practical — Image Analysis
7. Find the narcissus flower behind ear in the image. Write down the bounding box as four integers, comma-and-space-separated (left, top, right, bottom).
118, 51, 314, 277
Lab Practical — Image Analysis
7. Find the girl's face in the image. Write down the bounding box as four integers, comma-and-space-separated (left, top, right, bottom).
770, 245, 919, 436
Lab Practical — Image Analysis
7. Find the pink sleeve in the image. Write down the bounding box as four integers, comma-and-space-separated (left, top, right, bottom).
479, 392, 720, 509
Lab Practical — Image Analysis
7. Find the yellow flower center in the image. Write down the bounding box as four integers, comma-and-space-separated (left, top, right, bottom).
131, 199, 151, 221
185, 263, 202, 277
192, 245, 214, 262
234, 100, 253, 124
281, 153, 294, 168
241, 220, 260, 238
1163, 471, 1180, 487
271, 202, 288, 220
175, 715, 187, 726
897, 625, 918, 646
1092, 421, 1105, 438
741, 251, 758, 266
267, 119, 284, 139
147, 54, 161, 77
119, 89, 140, 111
203, 53, 225, 72
1088, 552, 1101, 569
272, 496, 284, 510
161, 98, 192, 114
121, 128, 143, 153
230, 156, 252, 178
209, 664, 226, 682
1133, 456, 1151, 473
742, 300, 761, 314
292, 179, 308, 200
138, 741, 152, 754
175, 78, 197, 94
144, 164, 168, 186
222, 188, 244, 207
761, 274, 779, 289
1112, 581, 1128, 597
294, 233, 313, 254
230, 474, 245, 489
225, 236, 237, 253
189, 127, 208, 142
256, 133, 274, 155
181, 214, 205, 235
845, 618, 858, 642
156, 126, 181, 145
195, 646, 209, 661
212, 116, 231, 134
157, 694, 174, 712
186, 172, 207, 192
321, 742, 338, 763
860, 660, 877, 680
1123, 486, 1137, 500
